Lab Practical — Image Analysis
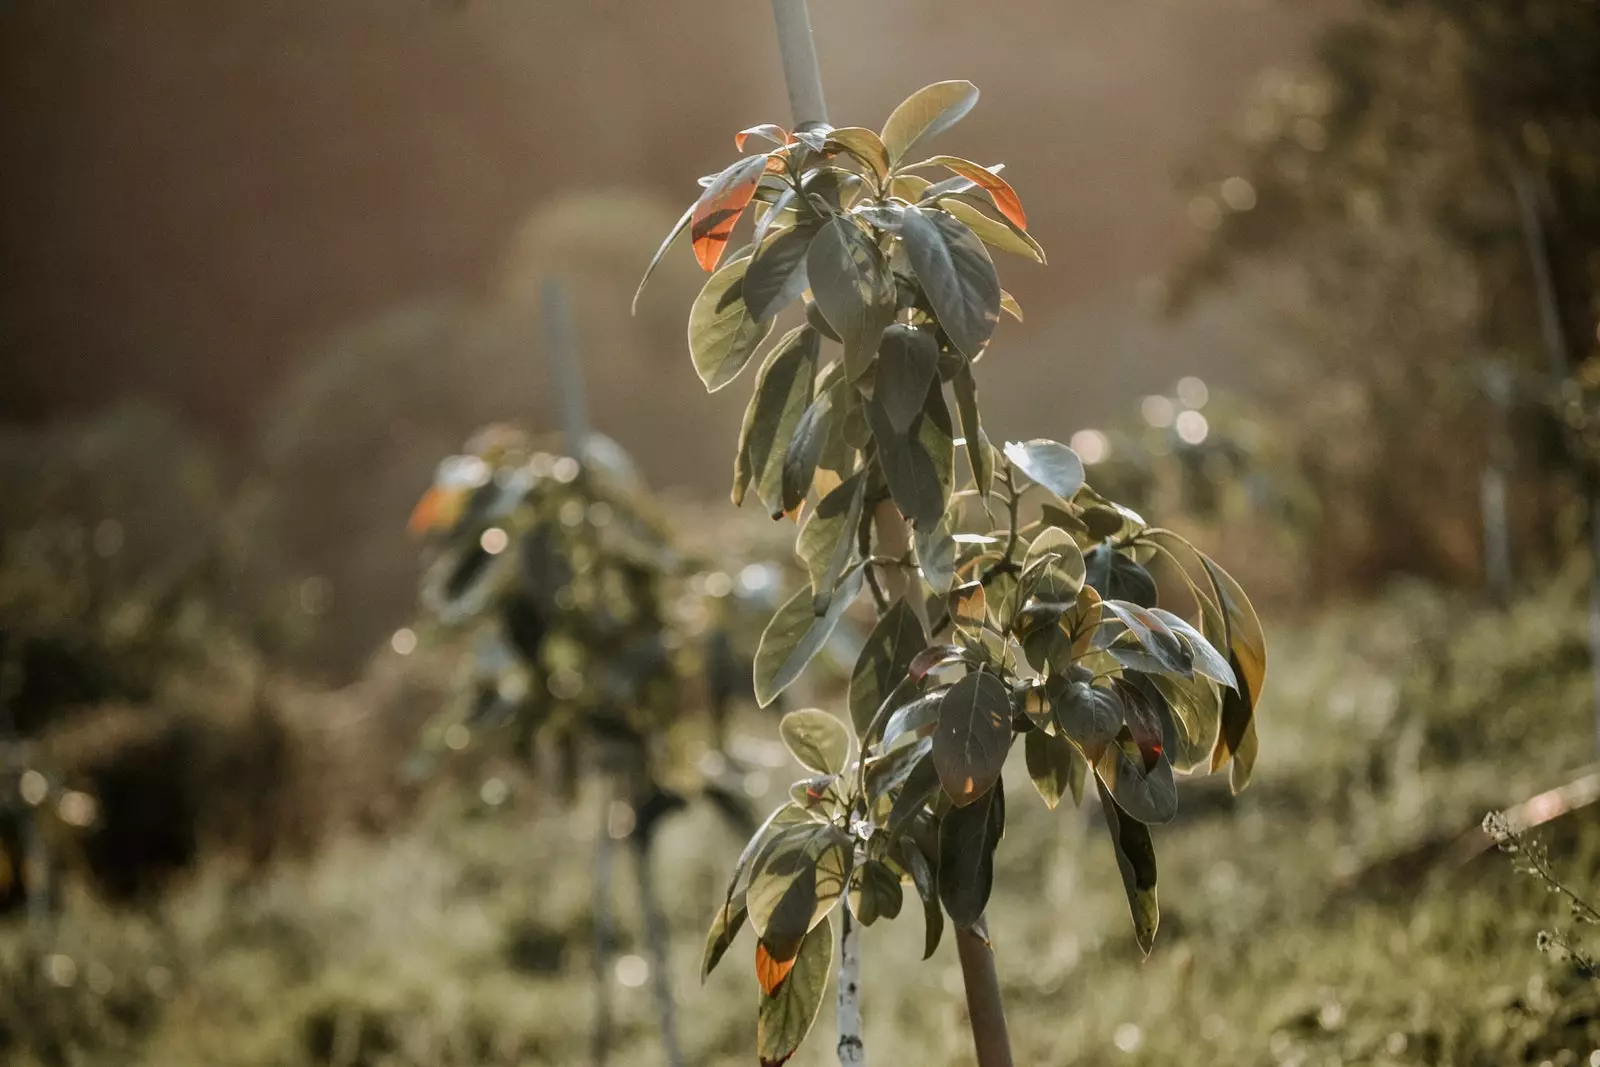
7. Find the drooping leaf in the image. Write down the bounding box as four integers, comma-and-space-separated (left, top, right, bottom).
1095, 776, 1159, 954
1195, 553, 1266, 793
950, 358, 992, 498
1003, 438, 1085, 500
703, 893, 748, 981
864, 385, 947, 529
909, 643, 971, 682
734, 325, 820, 511
877, 324, 941, 434
757, 915, 834, 1066
864, 736, 933, 803
1024, 728, 1085, 811
1099, 600, 1192, 678
692, 154, 771, 271
689, 255, 777, 392
937, 195, 1045, 262
797, 472, 865, 613
1147, 670, 1222, 773
901, 840, 943, 959
1095, 731, 1177, 825
1149, 608, 1236, 689
881, 80, 981, 167
933, 670, 1013, 806
938, 776, 1004, 928
744, 224, 817, 321
887, 752, 943, 835
807, 215, 896, 381
915, 500, 960, 594
1048, 676, 1124, 755
782, 377, 843, 515
900, 206, 1001, 359
825, 127, 891, 181
915, 155, 1028, 230
746, 821, 851, 957
754, 569, 864, 706
999, 290, 1024, 322
779, 709, 851, 775
849, 600, 927, 737
849, 859, 904, 926
633, 200, 695, 313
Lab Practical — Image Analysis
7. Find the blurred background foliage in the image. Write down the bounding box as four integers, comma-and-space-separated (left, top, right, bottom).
2, 0, 1600, 1063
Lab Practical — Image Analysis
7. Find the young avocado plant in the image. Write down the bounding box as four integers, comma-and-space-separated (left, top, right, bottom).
409, 423, 757, 1067
637, 78, 1268, 1066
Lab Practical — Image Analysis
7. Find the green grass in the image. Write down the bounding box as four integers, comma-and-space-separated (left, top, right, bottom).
6, 579, 1600, 1066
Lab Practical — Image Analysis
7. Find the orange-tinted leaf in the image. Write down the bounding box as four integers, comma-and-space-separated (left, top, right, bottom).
920, 155, 1027, 230
692, 155, 770, 271
407, 485, 463, 536
737, 123, 791, 151
755, 940, 797, 995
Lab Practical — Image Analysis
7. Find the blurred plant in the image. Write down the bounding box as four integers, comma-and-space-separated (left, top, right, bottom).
639, 81, 1268, 1066
1172, 0, 1600, 591
1483, 811, 1600, 981
408, 422, 764, 1067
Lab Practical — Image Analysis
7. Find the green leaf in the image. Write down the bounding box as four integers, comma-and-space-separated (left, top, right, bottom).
881, 80, 981, 167
1084, 543, 1159, 608
900, 206, 1001, 359
901, 840, 943, 958
938, 776, 1004, 928
864, 736, 932, 802
1020, 526, 1086, 603
864, 378, 954, 529
849, 600, 928, 738
1048, 676, 1124, 755
950, 358, 992, 498
849, 859, 904, 926
807, 215, 896, 381
744, 224, 816, 321
1100, 600, 1192, 678
782, 377, 843, 515
689, 255, 777, 392
702, 893, 748, 981
887, 750, 942, 835
1095, 775, 1159, 955
1195, 553, 1266, 792
747, 821, 852, 955
779, 709, 851, 775
757, 913, 834, 1067
881, 688, 947, 749
1024, 728, 1085, 811
753, 568, 864, 707
1095, 732, 1177, 825
797, 472, 866, 614
937, 196, 1046, 264
933, 670, 1013, 806
825, 127, 891, 181
734, 325, 821, 513
1149, 608, 1237, 690
877, 324, 941, 434
915, 500, 959, 595
633, 199, 695, 313
1003, 438, 1084, 500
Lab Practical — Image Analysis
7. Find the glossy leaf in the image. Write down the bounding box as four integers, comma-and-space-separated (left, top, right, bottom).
864, 381, 952, 529
692, 154, 770, 271
779, 708, 851, 775
1095, 732, 1177, 825
807, 215, 896, 381
1003, 438, 1085, 500
877, 324, 941, 434
689, 255, 777, 392
1149, 607, 1237, 690
850, 859, 904, 926
633, 200, 695, 313
1196, 553, 1266, 792
881, 688, 947, 750
888, 753, 943, 835
782, 377, 843, 515
901, 840, 944, 959
933, 670, 1013, 806
900, 206, 1001, 359
889, 173, 933, 201
999, 290, 1024, 322
1021, 526, 1087, 603
753, 569, 864, 706
864, 736, 933, 802
1100, 600, 1192, 677
825, 127, 891, 181
796, 472, 865, 613
915, 501, 960, 594
938, 196, 1045, 263
736, 123, 790, 151
703, 893, 748, 981
881, 80, 981, 166
1084, 543, 1159, 608
917, 155, 1028, 230
1095, 775, 1159, 954
734, 325, 820, 513
950, 358, 993, 497
938, 776, 1004, 928
746, 821, 851, 956
757, 915, 833, 1066
1049, 676, 1124, 755
849, 600, 927, 737
1025, 727, 1086, 811
744, 224, 816, 321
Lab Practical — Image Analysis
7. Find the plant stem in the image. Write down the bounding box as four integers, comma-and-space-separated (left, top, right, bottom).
767, 0, 829, 127
632, 835, 686, 1067
835, 899, 866, 1066
955, 919, 1015, 1067
590, 783, 616, 1067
